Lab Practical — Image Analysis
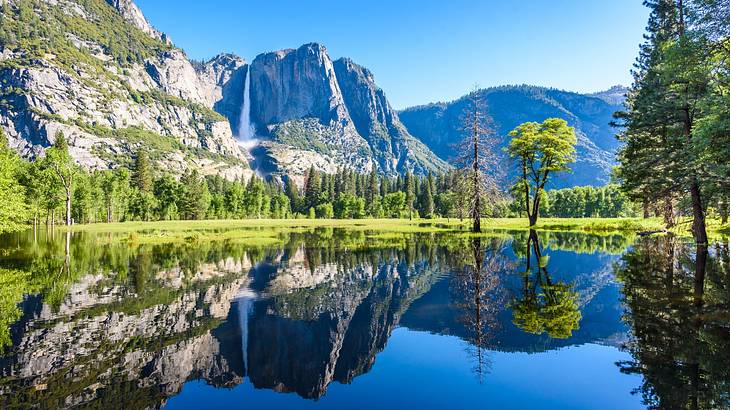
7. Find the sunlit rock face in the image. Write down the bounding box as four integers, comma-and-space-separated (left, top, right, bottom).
246, 43, 449, 180
1, 0, 251, 181
2, 0, 448, 181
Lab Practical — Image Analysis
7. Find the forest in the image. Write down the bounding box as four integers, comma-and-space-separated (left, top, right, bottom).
0, 123, 641, 233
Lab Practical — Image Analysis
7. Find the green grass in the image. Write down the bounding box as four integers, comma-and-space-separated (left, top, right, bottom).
51, 217, 730, 236
57, 217, 729, 245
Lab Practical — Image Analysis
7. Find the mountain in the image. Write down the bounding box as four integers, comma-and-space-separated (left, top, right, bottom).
247, 43, 449, 180
399, 85, 627, 187
0, 0, 256, 180
0, 0, 448, 182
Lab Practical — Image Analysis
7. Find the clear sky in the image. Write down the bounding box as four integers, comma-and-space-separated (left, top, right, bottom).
135, 0, 649, 109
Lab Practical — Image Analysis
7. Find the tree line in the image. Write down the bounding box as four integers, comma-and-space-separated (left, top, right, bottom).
0, 125, 643, 231
617, 0, 730, 243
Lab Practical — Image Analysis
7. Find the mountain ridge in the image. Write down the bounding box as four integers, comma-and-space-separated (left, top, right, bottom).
399, 84, 626, 187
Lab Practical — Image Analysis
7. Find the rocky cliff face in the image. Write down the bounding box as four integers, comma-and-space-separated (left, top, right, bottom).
104, 0, 171, 44
1, 1, 448, 181
0, 0, 252, 180
247, 43, 450, 179
399, 85, 626, 187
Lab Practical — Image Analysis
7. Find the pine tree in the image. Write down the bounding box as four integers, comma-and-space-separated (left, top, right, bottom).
405, 172, 415, 219
304, 166, 321, 210
133, 150, 153, 194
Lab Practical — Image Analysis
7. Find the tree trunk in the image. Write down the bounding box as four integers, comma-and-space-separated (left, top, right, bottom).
65, 192, 72, 226
663, 196, 675, 228
643, 199, 650, 219
528, 192, 540, 226
690, 179, 708, 244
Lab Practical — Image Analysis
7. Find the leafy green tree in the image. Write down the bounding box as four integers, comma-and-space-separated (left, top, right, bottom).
507, 118, 577, 226
382, 191, 407, 218
0, 129, 28, 232
315, 202, 334, 219
44, 132, 77, 225
271, 193, 291, 219
154, 174, 180, 220
179, 170, 209, 220
243, 176, 266, 218
510, 231, 581, 339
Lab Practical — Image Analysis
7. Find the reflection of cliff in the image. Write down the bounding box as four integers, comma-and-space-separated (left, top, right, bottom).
246, 254, 445, 399
0, 257, 251, 409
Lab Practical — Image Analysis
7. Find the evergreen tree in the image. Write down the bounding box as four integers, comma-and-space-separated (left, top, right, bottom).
405, 171, 415, 219
284, 178, 301, 214
179, 170, 209, 220
133, 150, 153, 194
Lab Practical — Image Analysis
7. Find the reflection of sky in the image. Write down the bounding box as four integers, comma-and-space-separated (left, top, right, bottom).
166, 328, 642, 409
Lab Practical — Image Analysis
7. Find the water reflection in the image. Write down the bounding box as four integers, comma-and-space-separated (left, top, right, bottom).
0, 228, 728, 408
449, 237, 507, 380
511, 230, 581, 339
616, 237, 730, 409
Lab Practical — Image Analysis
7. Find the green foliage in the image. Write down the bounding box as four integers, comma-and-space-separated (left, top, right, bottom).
542, 184, 637, 218
507, 118, 577, 224
0, 129, 29, 232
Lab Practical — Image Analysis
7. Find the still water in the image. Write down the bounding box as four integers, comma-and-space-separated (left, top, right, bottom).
0, 227, 727, 409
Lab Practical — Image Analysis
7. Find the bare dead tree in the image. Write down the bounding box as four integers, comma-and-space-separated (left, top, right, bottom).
450, 236, 509, 382
454, 89, 502, 232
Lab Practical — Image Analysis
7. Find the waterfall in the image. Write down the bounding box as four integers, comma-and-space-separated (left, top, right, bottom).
236, 285, 258, 380
237, 67, 257, 147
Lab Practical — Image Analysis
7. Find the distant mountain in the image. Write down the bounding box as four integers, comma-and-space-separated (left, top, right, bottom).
246, 43, 449, 180
399, 85, 627, 188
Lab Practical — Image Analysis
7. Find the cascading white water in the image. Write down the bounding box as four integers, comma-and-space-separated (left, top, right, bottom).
236, 286, 258, 380
237, 67, 257, 149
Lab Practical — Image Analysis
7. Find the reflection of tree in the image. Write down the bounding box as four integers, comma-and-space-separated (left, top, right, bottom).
616, 237, 730, 409
511, 230, 581, 339
450, 237, 507, 381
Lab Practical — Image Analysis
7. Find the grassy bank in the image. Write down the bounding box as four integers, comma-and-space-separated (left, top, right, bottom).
55, 217, 729, 246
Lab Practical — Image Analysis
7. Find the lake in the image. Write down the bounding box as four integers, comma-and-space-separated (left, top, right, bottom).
0, 227, 728, 409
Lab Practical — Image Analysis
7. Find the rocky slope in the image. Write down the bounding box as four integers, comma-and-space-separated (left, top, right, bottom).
399, 85, 627, 187
0, 0, 448, 182
0, 0, 253, 179
248, 43, 450, 180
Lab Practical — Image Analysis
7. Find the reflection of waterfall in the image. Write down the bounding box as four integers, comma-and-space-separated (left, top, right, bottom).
237, 67, 258, 150
236, 285, 258, 380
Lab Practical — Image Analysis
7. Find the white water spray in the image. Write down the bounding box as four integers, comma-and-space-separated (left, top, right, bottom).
236, 285, 258, 380
237, 67, 258, 150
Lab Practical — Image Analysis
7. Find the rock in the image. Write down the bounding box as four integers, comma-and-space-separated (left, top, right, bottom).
104, 0, 172, 44
0, 0, 249, 178
247, 43, 449, 178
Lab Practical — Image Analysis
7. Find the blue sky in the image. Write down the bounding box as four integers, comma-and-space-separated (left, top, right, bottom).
135, 0, 649, 109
